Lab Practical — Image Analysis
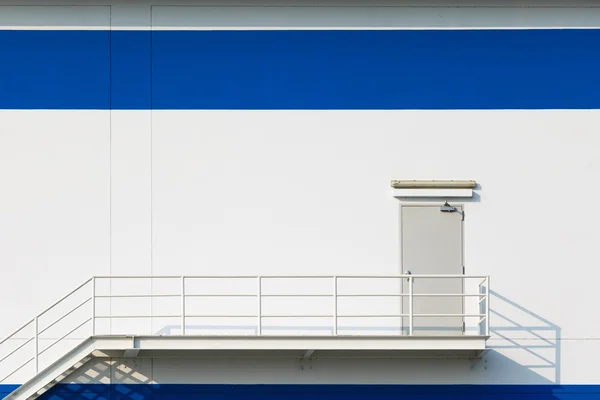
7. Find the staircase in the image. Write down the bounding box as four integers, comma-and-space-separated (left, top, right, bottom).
0, 275, 490, 400
0, 278, 95, 400
9, 340, 94, 400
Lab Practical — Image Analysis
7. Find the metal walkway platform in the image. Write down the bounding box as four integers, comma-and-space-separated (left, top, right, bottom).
0, 275, 490, 399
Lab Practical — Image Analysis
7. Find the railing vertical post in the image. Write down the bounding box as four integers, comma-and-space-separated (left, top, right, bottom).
91, 277, 96, 336
333, 276, 338, 336
34, 316, 39, 373
408, 276, 414, 336
485, 276, 490, 336
257, 277, 262, 336
181, 276, 186, 336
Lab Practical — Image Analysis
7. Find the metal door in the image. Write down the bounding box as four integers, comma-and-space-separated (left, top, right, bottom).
401, 204, 464, 336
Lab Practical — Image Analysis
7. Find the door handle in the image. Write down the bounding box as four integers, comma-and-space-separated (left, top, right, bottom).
405, 270, 412, 282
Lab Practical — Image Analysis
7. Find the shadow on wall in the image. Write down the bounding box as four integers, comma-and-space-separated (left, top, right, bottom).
486, 290, 561, 384
146, 290, 560, 386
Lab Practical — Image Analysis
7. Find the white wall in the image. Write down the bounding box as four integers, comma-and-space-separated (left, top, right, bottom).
0, 0, 599, 387
150, 110, 599, 385
0, 111, 110, 333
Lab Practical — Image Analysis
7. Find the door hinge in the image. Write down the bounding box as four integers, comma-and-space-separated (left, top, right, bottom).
462, 322, 466, 332
462, 266, 465, 274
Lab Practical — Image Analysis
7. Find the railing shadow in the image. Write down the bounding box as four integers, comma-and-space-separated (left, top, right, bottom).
487, 290, 561, 384
38, 358, 154, 400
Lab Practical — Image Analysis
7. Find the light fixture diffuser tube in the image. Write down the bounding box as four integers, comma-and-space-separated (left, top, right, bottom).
390, 180, 477, 189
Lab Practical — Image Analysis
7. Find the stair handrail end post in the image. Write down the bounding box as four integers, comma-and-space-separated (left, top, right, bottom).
486, 275, 490, 336
333, 276, 338, 336
181, 276, 186, 336
408, 276, 414, 336
257, 276, 262, 336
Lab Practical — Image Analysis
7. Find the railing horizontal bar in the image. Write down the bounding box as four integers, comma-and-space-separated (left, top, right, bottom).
97, 293, 488, 299
93, 276, 273, 279
93, 275, 489, 279
0, 320, 34, 347
0, 337, 34, 364
185, 294, 258, 297
93, 275, 336, 280
95, 313, 491, 319
182, 315, 336, 318
336, 275, 489, 279
338, 314, 487, 318
94, 294, 180, 298
413, 314, 486, 317
97, 293, 486, 298
38, 318, 91, 357
186, 315, 258, 318
38, 298, 92, 336
253, 276, 332, 279
94, 315, 180, 319
259, 294, 333, 297
94, 276, 186, 279
260, 315, 333, 318
336, 294, 406, 297
411, 294, 486, 297
0, 356, 34, 383
336, 294, 486, 297
338, 315, 407, 318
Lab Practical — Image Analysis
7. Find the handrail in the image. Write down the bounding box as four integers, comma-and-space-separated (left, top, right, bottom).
0, 320, 34, 348
35, 278, 93, 320
0, 274, 490, 385
0, 338, 34, 364
38, 298, 92, 337
0, 278, 93, 383
0, 356, 34, 383
0, 277, 92, 346
92, 275, 490, 279
38, 319, 91, 357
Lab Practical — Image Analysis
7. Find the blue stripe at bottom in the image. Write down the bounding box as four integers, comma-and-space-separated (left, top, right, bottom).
2, 384, 599, 400
0, 385, 17, 399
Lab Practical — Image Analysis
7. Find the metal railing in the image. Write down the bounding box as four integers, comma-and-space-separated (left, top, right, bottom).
0, 275, 490, 383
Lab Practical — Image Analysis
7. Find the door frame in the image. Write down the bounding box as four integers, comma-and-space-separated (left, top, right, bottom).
399, 202, 466, 335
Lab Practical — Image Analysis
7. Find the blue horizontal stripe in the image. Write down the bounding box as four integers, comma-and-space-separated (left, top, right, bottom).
1, 29, 600, 109
152, 29, 600, 110
0, 30, 110, 109
0, 385, 18, 400
111, 31, 151, 109
0, 384, 588, 400
2, 384, 600, 400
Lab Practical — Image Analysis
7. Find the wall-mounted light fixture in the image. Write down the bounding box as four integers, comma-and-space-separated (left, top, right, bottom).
391, 180, 477, 199
390, 180, 476, 189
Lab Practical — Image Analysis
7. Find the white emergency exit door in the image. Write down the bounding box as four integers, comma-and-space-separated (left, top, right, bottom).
401, 204, 464, 336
